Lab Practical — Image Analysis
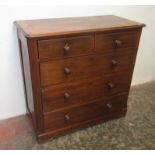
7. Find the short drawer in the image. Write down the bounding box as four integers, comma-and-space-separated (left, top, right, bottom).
43, 94, 128, 132
42, 71, 132, 113
38, 35, 94, 59
40, 48, 136, 87
95, 30, 141, 52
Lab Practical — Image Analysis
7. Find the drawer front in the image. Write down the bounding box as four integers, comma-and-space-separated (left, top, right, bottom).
38, 35, 94, 59
43, 94, 128, 131
40, 48, 136, 86
42, 71, 132, 113
95, 30, 141, 52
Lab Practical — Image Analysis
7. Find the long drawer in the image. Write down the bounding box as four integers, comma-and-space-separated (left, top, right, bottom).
40, 48, 136, 87
42, 71, 132, 113
43, 94, 128, 132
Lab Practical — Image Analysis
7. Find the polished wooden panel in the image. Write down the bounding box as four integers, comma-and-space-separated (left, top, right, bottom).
15, 15, 144, 143
38, 35, 94, 59
39, 110, 127, 143
17, 30, 44, 133
15, 15, 145, 38
40, 48, 137, 86
42, 71, 132, 113
43, 94, 128, 131
95, 30, 141, 52
17, 32, 36, 126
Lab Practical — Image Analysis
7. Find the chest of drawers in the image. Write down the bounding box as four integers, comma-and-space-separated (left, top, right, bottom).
15, 15, 145, 143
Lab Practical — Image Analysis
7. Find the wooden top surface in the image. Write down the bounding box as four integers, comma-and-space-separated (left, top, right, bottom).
15, 15, 145, 38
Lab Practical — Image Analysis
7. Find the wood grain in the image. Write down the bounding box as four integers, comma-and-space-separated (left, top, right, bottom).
42, 71, 132, 113
95, 30, 141, 52
15, 15, 145, 38
38, 110, 127, 143
43, 94, 128, 132
40, 48, 137, 87
38, 34, 94, 59
15, 15, 144, 142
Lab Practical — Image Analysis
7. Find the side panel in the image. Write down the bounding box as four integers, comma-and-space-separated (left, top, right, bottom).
17, 30, 36, 125
17, 29, 43, 134
27, 38, 44, 134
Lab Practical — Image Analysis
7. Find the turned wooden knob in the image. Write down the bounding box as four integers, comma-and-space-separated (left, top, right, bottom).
108, 83, 115, 89
64, 67, 71, 74
64, 92, 70, 100
111, 60, 118, 67
114, 40, 122, 48
64, 43, 70, 53
64, 114, 70, 121
106, 103, 112, 110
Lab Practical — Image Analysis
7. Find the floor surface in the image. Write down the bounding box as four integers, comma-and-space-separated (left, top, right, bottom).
0, 81, 155, 149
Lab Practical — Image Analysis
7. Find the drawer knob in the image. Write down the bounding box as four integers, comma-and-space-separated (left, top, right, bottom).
64, 92, 70, 100
64, 114, 70, 121
64, 67, 71, 74
111, 60, 118, 67
106, 103, 112, 110
64, 43, 70, 53
108, 83, 115, 89
114, 40, 122, 48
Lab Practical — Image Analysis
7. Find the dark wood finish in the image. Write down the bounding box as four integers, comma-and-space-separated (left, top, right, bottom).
38, 110, 127, 143
42, 71, 132, 113
15, 15, 144, 143
15, 15, 145, 38
38, 34, 94, 59
40, 48, 137, 86
27, 39, 44, 133
43, 94, 128, 132
95, 30, 141, 52
17, 29, 44, 134
17, 31, 37, 129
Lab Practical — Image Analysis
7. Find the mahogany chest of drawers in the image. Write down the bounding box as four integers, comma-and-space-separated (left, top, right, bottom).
15, 15, 145, 142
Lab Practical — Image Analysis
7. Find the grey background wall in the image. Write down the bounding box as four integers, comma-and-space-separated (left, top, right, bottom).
0, 5, 155, 120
